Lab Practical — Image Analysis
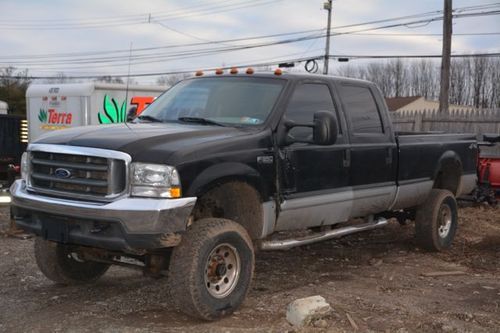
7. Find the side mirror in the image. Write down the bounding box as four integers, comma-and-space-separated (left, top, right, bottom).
313, 111, 338, 145
126, 106, 138, 122
283, 111, 338, 146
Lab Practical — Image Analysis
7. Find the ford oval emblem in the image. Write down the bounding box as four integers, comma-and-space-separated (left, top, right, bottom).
54, 168, 72, 179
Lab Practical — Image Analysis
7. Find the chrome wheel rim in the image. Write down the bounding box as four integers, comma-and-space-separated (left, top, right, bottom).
438, 204, 453, 238
204, 243, 240, 299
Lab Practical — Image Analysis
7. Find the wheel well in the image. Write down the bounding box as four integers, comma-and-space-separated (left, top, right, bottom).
433, 159, 462, 195
191, 180, 264, 240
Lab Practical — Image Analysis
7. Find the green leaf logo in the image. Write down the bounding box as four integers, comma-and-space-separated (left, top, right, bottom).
98, 95, 127, 124
38, 109, 48, 123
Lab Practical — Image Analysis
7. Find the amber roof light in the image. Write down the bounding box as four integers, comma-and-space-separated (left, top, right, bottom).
246, 68, 254, 74
230, 67, 238, 74
215, 68, 224, 75
274, 68, 283, 76
195, 70, 204, 76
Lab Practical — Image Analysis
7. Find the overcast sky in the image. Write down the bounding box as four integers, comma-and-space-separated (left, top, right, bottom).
0, 0, 499, 83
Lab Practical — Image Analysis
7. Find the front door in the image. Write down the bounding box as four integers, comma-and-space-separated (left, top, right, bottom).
275, 81, 352, 231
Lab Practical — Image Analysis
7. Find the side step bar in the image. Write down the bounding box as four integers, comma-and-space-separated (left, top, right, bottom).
259, 218, 388, 251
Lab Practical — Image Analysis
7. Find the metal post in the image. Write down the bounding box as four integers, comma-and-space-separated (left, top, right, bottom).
439, 0, 452, 113
323, 0, 332, 75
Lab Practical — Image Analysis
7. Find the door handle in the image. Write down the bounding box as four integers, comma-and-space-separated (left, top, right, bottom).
386, 148, 393, 165
343, 149, 351, 168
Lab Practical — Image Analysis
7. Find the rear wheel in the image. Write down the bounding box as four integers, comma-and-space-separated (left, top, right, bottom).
34, 238, 110, 285
415, 189, 458, 251
168, 218, 254, 320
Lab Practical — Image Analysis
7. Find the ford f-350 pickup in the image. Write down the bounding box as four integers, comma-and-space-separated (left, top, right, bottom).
11, 71, 477, 320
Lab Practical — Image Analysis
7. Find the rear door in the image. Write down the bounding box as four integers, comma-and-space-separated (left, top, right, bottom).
334, 82, 397, 218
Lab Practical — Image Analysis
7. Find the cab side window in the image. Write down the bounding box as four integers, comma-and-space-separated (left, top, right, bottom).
285, 83, 337, 141
338, 84, 384, 134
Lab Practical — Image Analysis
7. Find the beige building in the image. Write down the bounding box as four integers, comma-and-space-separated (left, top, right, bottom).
385, 96, 474, 112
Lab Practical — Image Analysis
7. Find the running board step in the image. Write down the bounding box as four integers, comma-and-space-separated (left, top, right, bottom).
259, 218, 388, 251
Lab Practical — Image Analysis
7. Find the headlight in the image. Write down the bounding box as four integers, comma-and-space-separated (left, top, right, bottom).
21, 152, 29, 182
130, 163, 181, 198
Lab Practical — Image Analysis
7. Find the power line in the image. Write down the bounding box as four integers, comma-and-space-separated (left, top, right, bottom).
24, 47, 325, 75
1, 7, 498, 74
0, 0, 283, 30
1, 1, 497, 31
328, 52, 500, 59
6, 52, 500, 80
0, 0, 235, 22
0, 29, 324, 60
1, 3, 497, 61
4, 9, 499, 69
340, 32, 500, 36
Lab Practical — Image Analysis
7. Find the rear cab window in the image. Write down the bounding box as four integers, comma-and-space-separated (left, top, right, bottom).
337, 83, 384, 135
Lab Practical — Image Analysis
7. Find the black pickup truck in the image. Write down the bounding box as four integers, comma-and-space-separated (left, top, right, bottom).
11, 72, 477, 320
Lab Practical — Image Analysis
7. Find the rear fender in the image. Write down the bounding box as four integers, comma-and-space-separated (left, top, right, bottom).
433, 151, 463, 195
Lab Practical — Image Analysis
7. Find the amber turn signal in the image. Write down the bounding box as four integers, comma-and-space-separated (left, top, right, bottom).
169, 187, 182, 198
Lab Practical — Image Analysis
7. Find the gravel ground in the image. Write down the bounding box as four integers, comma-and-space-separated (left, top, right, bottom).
0, 204, 499, 332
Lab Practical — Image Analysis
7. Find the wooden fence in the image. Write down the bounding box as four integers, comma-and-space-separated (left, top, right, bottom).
390, 109, 500, 135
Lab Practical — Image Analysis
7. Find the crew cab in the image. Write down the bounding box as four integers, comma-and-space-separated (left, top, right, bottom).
11, 71, 477, 320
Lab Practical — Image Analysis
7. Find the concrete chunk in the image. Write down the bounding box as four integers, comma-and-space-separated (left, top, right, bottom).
286, 295, 332, 327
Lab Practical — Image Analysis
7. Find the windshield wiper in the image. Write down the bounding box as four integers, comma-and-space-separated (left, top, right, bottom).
178, 116, 226, 127
136, 115, 163, 123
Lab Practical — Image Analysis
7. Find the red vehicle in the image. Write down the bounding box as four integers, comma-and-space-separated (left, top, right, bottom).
475, 134, 500, 204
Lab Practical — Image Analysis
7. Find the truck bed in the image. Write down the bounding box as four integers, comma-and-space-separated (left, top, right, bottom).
391, 132, 477, 210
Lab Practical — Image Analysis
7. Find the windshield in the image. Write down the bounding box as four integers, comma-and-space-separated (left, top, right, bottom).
137, 77, 285, 126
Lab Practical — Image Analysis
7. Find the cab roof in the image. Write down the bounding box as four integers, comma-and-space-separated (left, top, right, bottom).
189, 71, 373, 86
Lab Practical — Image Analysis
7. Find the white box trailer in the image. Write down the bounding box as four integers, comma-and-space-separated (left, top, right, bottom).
0, 101, 8, 115
26, 83, 168, 142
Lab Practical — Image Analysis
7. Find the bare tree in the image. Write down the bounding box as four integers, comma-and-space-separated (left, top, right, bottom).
334, 64, 360, 78
488, 58, 500, 108
450, 58, 468, 105
95, 75, 125, 84
388, 59, 407, 97
0, 67, 32, 115
43, 72, 72, 84
471, 56, 489, 108
156, 73, 191, 86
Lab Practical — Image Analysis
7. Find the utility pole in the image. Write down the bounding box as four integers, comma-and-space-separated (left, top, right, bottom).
323, 0, 332, 75
439, 0, 452, 112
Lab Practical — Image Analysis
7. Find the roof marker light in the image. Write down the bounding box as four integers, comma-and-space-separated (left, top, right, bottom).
195, 70, 204, 76
246, 68, 254, 74
230, 67, 238, 74
215, 68, 224, 75
274, 68, 283, 76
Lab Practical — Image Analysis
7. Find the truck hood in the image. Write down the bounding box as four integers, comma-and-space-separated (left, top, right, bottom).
33, 123, 254, 163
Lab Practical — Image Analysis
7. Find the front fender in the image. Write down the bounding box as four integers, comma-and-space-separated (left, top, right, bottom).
186, 162, 267, 197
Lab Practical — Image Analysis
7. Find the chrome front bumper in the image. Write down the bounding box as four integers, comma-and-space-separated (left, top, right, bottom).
10, 180, 197, 250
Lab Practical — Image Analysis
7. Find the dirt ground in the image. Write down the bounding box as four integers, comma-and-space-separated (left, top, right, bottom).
0, 204, 499, 333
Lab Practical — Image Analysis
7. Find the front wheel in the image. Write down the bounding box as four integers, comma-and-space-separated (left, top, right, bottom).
415, 189, 458, 251
168, 218, 254, 320
34, 238, 110, 285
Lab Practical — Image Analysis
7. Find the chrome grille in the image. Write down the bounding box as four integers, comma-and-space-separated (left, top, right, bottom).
29, 151, 126, 200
